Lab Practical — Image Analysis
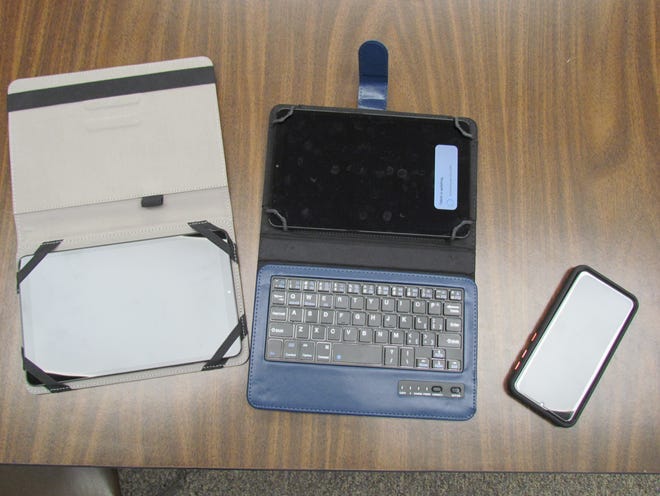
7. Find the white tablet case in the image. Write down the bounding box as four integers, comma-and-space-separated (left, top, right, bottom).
8, 57, 249, 393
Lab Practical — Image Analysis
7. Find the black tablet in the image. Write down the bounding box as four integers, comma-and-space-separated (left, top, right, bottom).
265, 106, 477, 239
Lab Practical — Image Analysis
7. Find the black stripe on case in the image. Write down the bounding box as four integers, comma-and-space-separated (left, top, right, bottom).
8, 65, 215, 112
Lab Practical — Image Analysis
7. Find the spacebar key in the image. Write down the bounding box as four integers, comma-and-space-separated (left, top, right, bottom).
332, 343, 382, 365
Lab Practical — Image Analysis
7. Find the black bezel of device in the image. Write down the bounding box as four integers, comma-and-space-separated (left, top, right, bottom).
265, 105, 476, 240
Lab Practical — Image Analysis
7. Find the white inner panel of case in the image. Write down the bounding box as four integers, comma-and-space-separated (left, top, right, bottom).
13, 188, 233, 256
9, 81, 227, 213
20, 235, 240, 378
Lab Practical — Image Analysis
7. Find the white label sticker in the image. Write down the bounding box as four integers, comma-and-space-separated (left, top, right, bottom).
434, 145, 458, 210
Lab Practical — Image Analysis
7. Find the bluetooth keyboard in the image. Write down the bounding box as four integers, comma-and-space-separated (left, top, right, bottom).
265, 276, 464, 372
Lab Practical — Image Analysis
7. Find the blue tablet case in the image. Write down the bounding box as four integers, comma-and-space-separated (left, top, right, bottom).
247, 104, 479, 420
247, 37, 476, 421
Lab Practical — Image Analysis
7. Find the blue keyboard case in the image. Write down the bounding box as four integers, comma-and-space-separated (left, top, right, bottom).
248, 105, 478, 420
248, 264, 478, 420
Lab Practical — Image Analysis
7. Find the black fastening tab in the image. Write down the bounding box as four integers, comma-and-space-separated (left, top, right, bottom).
141, 194, 164, 207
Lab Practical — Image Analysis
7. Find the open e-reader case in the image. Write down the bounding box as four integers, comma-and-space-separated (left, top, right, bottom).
247, 104, 479, 420
8, 57, 248, 393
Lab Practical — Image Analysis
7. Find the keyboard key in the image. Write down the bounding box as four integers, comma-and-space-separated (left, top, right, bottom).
399, 315, 412, 329
428, 301, 442, 315
444, 302, 462, 316
383, 314, 397, 328
305, 309, 319, 323
421, 332, 436, 347
336, 311, 350, 325
335, 295, 349, 309
288, 280, 301, 290
381, 298, 395, 312
311, 325, 326, 340
343, 327, 358, 342
407, 331, 420, 346
332, 343, 382, 365
350, 296, 364, 309
303, 280, 317, 291
365, 297, 380, 311
269, 307, 287, 321
316, 342, 331, 361
347, 283, 361, 294
288, 292, 302, 306
333, 282, 347, 293
430, 317, 444, 331
446, 318, 462, 332
359, 329, 373, 343
432, 359, 446, 370
266, 339, 283, 358
390, 330, 404, 344
413, 300, 426, 314
352, 312, 366, 326
269, 322, 294, 337
432, 348, 446, 359
362, 284, 375, 295
303, 293, 318, 307
299, 341, 315, 360
414, 316, 428, 330
400, 348, 414, 367
420, 288, 434, 299
320, 294, 334, 308
272, 278, 287, 289
447, 359, 461, 371
289, 308, 303, 322
368, 313, 381, 327
271, 291, 286, 305
438, 334, 462, 348
283, 340, 299, 359
397, 299, 411, 312
376, 285, 390, 296
327, 326, 341, 340
318, 281, 332, 292
295, 324, 309, 339
450, 289, 463, 301
374, 329, 389, 343
416, 358, 430, 368
320, 310, 334, 324
384, 346, 398, 366
435, 289, 448, 300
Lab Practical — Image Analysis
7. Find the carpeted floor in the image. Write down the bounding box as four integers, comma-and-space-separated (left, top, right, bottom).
117, 469, 660, 496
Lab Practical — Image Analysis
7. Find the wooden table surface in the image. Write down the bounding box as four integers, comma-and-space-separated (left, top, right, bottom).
0, 0, 658, 472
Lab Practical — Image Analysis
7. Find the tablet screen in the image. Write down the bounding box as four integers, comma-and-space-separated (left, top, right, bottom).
19, 235, 240, 378
267, 107, 475, 237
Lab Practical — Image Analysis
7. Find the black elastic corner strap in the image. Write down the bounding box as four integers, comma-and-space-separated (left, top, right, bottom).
453, 117, 474, 139
265, 208, 288, 231
17, 239, 62, 290
203, 314, 248, 370
22, 354, 71, 393
188, 221, 238, 262
8, 65, 216, 112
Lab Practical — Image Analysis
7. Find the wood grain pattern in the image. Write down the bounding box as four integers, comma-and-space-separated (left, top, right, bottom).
0, 0, 657, 471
